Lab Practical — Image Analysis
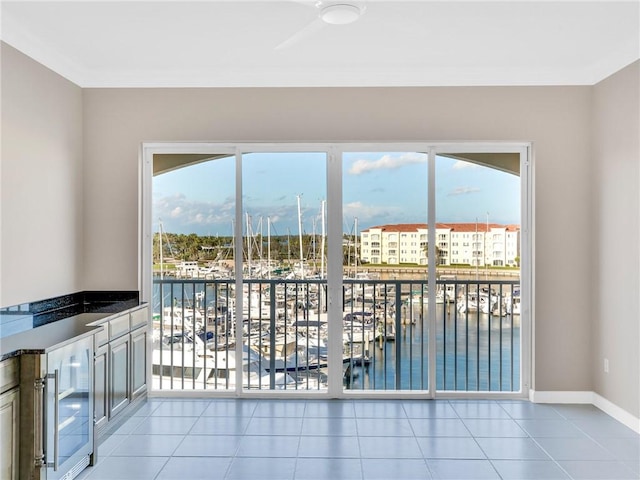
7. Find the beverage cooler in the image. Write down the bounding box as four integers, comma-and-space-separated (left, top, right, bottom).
21, 334, 94, 480
45, 336, 94, 480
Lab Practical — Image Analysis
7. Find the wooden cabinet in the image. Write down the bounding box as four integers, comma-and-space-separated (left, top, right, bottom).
0, 357, 20, 480
93, 305, 148, 440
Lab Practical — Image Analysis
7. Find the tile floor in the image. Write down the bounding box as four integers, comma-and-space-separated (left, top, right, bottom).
77, 398, 640, 480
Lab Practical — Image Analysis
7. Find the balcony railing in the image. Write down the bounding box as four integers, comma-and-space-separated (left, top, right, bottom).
152, 277, 521, 393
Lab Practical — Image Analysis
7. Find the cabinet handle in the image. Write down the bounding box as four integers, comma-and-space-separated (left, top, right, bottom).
47, 369, 60, 471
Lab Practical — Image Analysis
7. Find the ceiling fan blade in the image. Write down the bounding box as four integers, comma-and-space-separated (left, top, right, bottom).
275, 17, 326, 50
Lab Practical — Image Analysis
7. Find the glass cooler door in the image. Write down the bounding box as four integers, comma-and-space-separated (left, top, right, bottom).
46, 335, 93, 479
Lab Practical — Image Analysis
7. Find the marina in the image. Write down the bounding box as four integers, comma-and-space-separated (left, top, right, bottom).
151, 272, 521, 393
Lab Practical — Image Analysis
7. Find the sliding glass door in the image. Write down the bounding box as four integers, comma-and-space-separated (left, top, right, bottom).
433, 148, 525, 393
142, 142, 530, 397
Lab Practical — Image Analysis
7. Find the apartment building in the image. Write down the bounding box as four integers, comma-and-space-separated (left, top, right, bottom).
361, 223, 520, 267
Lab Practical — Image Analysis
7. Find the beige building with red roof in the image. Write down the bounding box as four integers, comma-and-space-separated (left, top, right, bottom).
360, 223, 520, 267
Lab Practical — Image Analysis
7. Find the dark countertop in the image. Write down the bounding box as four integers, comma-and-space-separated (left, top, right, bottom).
0, 291, 143, 361
0, 313, 109, 359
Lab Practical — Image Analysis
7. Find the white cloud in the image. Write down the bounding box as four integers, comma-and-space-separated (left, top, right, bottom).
348, 152, 426, 175
343, 201, 401, 222
154, 193, 237, 234
452, 160, 479, 170
448, 186, 481, 196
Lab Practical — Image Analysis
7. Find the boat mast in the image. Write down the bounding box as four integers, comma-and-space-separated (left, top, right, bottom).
354, 217, 358, 277
312, 217, 317, 271
320, 200, 326, 313
256, 216, 261, 265
297, 194, 304, 279
320, 200, 326, 280
246, 212, 251, 278
485, 212, 489, 280
159, 222, 163, 280
267, 216, 271, 280
475, 218, 479, 280
230, 219, 235, 263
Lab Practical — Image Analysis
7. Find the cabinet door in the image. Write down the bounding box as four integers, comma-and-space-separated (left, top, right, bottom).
130, 328, 147, 400
109, 335, 130, 419
0, 388, 19, 480
94, 343, 109, 432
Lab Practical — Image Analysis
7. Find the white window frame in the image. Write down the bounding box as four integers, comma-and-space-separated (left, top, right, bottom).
140, 142, 533, 399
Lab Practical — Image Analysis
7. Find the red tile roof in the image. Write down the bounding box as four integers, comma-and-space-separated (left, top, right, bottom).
362, 223, 520, 233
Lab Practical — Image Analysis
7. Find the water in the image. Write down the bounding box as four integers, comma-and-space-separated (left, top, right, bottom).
346, 304, 520, 392
153, 280, 231, 314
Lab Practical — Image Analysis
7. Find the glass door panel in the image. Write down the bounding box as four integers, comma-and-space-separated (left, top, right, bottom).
242, 152, 328, 391
152, 153, 237, 391
434, 153, 521, 392
342, 151, 429, 391
46, 336, 92, 478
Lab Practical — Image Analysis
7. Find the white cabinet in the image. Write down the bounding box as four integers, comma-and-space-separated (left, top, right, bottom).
93, 306, 148, 440
93, 344, 108, 431
130, 327, 147, 400
109, 334, 130, 419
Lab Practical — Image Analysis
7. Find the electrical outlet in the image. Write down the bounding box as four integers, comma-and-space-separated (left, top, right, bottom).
604, 358, 609, 373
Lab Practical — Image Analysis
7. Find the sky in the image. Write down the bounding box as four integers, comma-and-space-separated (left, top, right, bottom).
153, 151, 520, 236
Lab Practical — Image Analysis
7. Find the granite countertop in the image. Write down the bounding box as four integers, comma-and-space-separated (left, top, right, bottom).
0, 291, 142, 361
0, 313, 109, 360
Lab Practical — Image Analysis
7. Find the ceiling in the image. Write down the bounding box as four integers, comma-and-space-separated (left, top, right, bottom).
1, 1, 638, 88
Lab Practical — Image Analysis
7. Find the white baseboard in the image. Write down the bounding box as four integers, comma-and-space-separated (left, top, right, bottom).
530, 390, 640, 434
592, 392, 640, 434
529, 390, 593, 404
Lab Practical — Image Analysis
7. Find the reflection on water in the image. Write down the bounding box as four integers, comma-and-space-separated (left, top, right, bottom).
345, 304, 520, 392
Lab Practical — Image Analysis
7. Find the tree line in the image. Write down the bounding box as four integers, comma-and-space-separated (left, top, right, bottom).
153, 232, 360, 265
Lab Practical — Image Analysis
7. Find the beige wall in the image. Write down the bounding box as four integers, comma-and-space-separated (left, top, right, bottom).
82, 85, 594, 393
1, 43, 84, 307
592, 61, 640, 417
